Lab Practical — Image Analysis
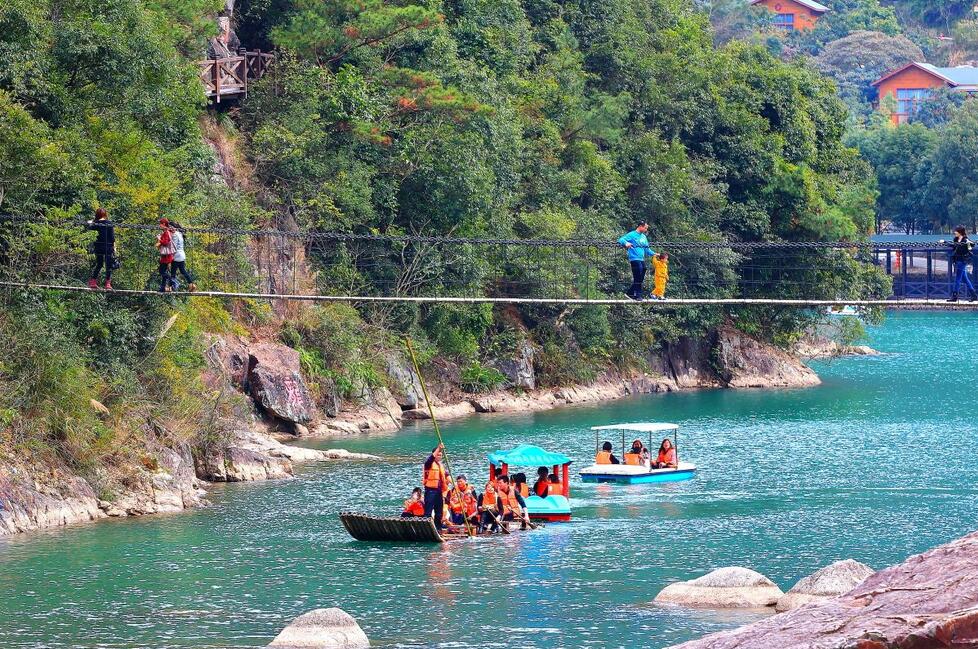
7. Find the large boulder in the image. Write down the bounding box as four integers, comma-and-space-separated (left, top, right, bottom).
248, 343, 316, 425
492, 340, 536, 390
266, 608, 369, 649
775, 559, 874, 612
714, 327, 821, 388
654, 567, 785, 609
385, 354, 426, 409
667, 530, 978, 649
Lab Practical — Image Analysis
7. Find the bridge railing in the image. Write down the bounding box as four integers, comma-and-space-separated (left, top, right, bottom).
20, 217, 978, 304
874, 246, 972, 299
198, 50, 274, 103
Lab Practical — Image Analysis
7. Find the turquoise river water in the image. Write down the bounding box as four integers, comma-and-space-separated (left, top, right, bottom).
2, 311, 978, 648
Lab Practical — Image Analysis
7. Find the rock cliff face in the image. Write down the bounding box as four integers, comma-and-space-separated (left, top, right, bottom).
669, 531, 978, 649
314, 325, 820, 435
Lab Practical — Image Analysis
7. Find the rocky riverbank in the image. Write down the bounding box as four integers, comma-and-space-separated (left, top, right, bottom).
316, 325, 822, 436
669, 529, 978, 648
0, 323, 819, 537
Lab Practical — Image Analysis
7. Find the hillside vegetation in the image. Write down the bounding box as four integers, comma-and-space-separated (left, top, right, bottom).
0, 0, 883, 489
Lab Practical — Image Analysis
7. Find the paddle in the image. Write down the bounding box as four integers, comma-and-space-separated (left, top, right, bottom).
483, 507, 511, 535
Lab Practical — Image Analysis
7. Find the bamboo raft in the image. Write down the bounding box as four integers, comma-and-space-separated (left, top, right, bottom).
339, 512, 536, 543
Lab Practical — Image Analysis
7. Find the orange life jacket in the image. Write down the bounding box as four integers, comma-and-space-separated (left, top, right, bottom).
624, 452, 643, 466
448, 489, 477, 517
519, 483, 529, 498
423, 458, 447, 490
657, 448, 676, 466
499, 488, 520, 517
481, 483, 498, 509
595, 450, 613, 465
548, 483, 561, 496
403, 500, 425, 516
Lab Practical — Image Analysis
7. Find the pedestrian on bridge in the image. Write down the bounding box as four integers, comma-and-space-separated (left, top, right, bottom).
167, 222, 196, 292
943, 226, 978, 303
156, 218, 176, 293
86, 208, 115, 290
618, 221, 652, 301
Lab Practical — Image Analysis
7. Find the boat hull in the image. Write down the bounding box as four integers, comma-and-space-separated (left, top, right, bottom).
579, 462, 697, 484
580, 468, 696, 484
525, 494, 572, 522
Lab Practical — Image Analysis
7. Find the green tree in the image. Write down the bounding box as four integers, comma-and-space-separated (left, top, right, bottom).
848, 122, 937, 233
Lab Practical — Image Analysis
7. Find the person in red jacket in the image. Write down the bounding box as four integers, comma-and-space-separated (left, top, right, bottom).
155, 218, 176, 293
401, 487, 425, 517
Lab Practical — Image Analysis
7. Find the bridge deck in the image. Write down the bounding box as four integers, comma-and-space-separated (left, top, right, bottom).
3, 282, 977, 308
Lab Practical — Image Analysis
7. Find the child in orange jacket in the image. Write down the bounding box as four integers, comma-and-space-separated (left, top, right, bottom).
651, 252, 669, 299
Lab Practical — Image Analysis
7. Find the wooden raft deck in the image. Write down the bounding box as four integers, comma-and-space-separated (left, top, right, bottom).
340, 513, 446, 543
339, 512, 537, 543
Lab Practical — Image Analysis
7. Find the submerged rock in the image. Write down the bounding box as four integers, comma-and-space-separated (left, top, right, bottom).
654, 567, 785, 609
668, 531, 978, 648
775, 559, 874, 612
266, 608, 369, 649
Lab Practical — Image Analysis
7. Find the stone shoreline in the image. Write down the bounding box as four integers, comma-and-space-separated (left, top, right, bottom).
318, 325, 824, 436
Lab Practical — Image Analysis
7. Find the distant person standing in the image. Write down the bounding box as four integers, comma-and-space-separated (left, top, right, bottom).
86, 208, 115, 290
618, 221, 652, 300
943, 226, 978, 302
422, 445, 449, 531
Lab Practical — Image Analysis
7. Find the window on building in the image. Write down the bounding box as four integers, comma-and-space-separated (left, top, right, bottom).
895, 88, 932, 117
773, 13, 795, 30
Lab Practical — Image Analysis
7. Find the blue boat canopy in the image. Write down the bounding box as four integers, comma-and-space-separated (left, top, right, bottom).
488, 444, 572, 467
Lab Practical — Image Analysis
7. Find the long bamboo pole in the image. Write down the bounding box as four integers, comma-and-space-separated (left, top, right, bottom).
404, 337, 479, 537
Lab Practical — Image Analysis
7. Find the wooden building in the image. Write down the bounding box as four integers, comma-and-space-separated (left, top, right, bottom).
872, 62, 978, 125
749, 0, 830, 32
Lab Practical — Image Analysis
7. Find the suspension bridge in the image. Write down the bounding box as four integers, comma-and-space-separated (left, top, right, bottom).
2, 217, 976, 308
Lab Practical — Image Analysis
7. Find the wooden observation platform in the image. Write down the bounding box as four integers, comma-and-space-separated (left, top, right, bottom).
198, 50, 274, 103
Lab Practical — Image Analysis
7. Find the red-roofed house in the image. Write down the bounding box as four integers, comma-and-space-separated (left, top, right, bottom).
872, 62, 978, 125
749, 0, 830, 32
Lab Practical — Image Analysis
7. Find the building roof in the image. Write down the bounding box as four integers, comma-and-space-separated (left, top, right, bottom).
872, 62, 978, 89
750, 0, 830, 13
488, 444, 572, 467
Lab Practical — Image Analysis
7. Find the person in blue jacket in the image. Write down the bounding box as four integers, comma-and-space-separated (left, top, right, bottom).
618, 221, 653, 300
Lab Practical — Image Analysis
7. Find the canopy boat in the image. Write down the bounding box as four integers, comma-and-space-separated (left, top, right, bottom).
488, 444, 573, 522
579, 423, 696, 484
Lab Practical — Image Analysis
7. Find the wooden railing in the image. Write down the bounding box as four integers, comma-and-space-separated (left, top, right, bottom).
198, 50, 274, 102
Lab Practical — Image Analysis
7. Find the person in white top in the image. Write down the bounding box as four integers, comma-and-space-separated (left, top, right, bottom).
168, 222, 197, 291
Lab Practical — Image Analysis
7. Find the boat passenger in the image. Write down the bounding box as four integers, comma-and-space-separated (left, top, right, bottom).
547, 473, 561, 496
595, 441, 620, 465
624, 439, 651, 467
422, 444, 449, 530
480, 478, 503, 532
532, 466, 550, 498
513, 472, 530, 498
496, 475, 525, 526
401, 487, 425, 518
653, 438, 677, 469
447, 475, 479, 527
